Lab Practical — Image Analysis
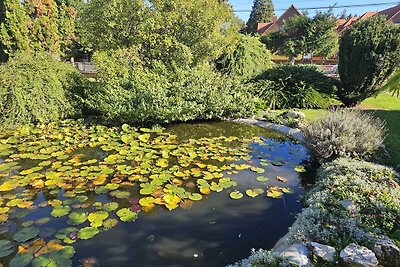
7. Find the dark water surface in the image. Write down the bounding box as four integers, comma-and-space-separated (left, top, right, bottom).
0, 122, 309, 267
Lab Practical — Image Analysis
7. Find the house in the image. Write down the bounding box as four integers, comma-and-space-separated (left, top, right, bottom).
337, 4, 400, 34
257, 5, 302, 35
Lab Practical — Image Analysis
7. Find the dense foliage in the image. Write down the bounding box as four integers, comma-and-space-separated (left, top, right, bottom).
303, 109, 386, 160
381, 69, 400, 97
78, 0, 239, 67
216, 35, 273, 80
245, 0, 274, 34
0, 53, 84, 127
338, 16, 400, 106
250, 64, 338, 109
73, 50, 256, 125
261, 11, 339, 61
0, 0, 79, 61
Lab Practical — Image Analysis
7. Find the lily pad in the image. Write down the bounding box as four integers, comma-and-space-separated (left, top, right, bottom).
13, 226, 40, 242
256, 176, 269, 182
67, 210, 87, 226
51, 206, 71, 218
77, 227, 100, 240
294, 166, 306, 173
0, 239, 15, 257
229, 191, 244, 200
267, 187, 284, 199
9, 253, 34, 267
245, 189, 264, 198
188, 193, 202, 201
116, 208, 137, 222
103, 202, 119, 212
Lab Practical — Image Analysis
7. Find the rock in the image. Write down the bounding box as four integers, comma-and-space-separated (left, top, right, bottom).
309, 242, 336, 262
283, 110, 306, 120
340, 243, 378, 267
277, 243, 310, 266
339, 199, 357, 214
367, 234, 400, 267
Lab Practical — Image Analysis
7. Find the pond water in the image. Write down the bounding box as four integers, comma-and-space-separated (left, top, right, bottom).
0, 121, 309, 267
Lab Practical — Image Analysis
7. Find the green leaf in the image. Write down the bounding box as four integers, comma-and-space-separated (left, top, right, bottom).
294, 166, 306, 173
0, 239, 15, 257
229, 191, 244, 200
256, 176, 269, 182
13, 226, 40, 242
77, 227, 100, 240
116, 208, 137, 222
189, 193, 202, 201
67, 210, 87, 226
245, 188, 264, 198
9, 253, 34, 267
51, 206, 71, 218
103, 202, 118, 212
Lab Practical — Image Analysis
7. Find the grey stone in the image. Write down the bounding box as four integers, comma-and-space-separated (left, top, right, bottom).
367, 234, 400, 267
340, 243, 378, 267
309, 242, 336, 262
277, 243, 310, 266
283, 110, 306, 120
339, 199, 357, 214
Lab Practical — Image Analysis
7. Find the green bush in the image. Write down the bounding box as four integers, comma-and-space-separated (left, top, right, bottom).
250, 64, 338, 109
77, 50, 257, 125
303, 109, 386, 160
338, 16, 400, 106
216, 35, 273, 80
0, 53, 84, 127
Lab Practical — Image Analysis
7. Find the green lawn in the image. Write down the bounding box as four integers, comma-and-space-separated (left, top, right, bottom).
300, 93, 400, 169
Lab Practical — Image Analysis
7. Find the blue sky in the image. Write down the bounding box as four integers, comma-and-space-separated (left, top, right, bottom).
229, 0, 400, 21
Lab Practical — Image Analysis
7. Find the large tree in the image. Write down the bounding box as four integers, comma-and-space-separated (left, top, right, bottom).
246, 0, 274, 34
0, 0, 80, 61
261, 11, 338, 63
78, 0, 240, 67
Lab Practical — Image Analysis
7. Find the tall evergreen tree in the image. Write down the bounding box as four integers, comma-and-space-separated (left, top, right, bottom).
246, 0, 274, 34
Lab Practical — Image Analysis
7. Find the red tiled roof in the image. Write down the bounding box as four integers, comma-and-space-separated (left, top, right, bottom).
378, 4, 400, 23
258, 4, 302, 34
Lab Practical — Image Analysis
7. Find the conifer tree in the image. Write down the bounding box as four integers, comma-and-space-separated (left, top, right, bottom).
246, 0, 274, 34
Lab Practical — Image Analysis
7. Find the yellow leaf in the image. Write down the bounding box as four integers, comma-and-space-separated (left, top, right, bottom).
93, 173, 107, 185
0, 181, 17, 191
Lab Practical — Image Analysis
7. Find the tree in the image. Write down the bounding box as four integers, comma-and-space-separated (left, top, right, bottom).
381, 69, 400, 97
246, 0, 274, 34
261, 11, 338, 63
0, 0, 81, 61
217, 34, 272, 80
78, 0, 240, 67
338, 16, 400, 106
0, 0, 31, 62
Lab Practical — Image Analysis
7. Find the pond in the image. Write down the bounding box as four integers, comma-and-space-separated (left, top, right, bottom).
0, 121, 309, 267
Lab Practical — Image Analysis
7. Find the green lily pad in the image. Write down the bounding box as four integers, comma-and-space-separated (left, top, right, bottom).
77, 227, 100, 240
103, 218, 119, 230
13, 226, 40, 242
88, 211, 109, 227
9, 253, 34, 267
251, 167, 265, 174
282, 187, 295, 194
189, 193, 202, 201
103, 202, 119, 212
256, 176, 269, 182
0, 239, 15, 257
109, 190, 131, 199
67, 210, 87, 226
294, 166, 306, 173
245, 188, 264, 198
51, 206, 71, 218
116, 208, 137, 222
229, 191, 244, 200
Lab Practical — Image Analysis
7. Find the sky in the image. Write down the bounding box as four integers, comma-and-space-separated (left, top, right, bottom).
229, 0, 400, 21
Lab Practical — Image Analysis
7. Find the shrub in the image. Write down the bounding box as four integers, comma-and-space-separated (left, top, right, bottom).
216, 35, 273, 80
0, 52, 84, 127
77, 51, 257, 125
303, 109, 385, 160
250, 64, 338, 109
338, 16, 400, 106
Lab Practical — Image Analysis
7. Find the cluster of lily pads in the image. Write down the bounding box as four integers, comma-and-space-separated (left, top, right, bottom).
0, 120, 304, 266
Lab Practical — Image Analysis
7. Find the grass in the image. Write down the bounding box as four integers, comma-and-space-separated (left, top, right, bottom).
300, 93, 400, 169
